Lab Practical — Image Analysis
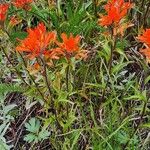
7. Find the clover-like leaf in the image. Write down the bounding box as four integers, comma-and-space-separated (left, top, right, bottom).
25, 118, 40, 133
24, 118, 50, 143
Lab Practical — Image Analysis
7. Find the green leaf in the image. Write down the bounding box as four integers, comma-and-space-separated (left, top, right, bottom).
144, 75, 150, 84
10, 32, 27, 42
70, 131, 81, 150
38, 127, 50, 141
60, 112, 77, 132
3, 104, 17, 115
24, 133, 38, 143
24, 118, 50, 143
25, 118, 40, 133
114, 130, 129, 144
0, 83, 23, 95
112, 61, 131, 74
141, 123, 150, 128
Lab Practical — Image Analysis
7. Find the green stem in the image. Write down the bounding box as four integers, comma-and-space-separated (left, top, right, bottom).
18, 53, 46, 104
93, 0, 98, 17
101, 29, 117, 103
66, 64, 70, 117
143, 2, 150, 28
39, 57, 53, 107
138, 0, 145, 27
39, 57, 63, 132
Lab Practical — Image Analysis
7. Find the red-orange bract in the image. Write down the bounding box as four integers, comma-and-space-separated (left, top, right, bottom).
137, 29, 150, 47
137, 29, 150, 62
16, 23, 58, 59
99, 0, 132, 26
0, 4, 9, 21
56, 33, 87, 60
12, 0, 33, 9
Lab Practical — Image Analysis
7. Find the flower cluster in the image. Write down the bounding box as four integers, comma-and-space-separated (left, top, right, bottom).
12, 0, 33, 9
0, 0, 33, 23
99, 0, 132, 27
0, 4, 9, 21
137, 29, 150, 62
16, 23, 57, 59
56, 33, 87, 60
98, 0, 133, 36
16, 23, 87, 62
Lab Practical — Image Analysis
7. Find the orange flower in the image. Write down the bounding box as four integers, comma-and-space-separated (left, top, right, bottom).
113, 22, 134, 36
137, 29, 150, 62
16, 23, 57, 59
44, 48, 64, 60
140, 48, 150, 63
137, 29, 150, 47
56, 33, 87, 59
0, 4, 9, 21
99, 0, 132, 26
57, 33, 80, 52
12, 0, 33, 9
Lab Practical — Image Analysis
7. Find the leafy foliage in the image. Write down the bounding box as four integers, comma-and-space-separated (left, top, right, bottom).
24, 118, 50, 143
0, 96, 16, 149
